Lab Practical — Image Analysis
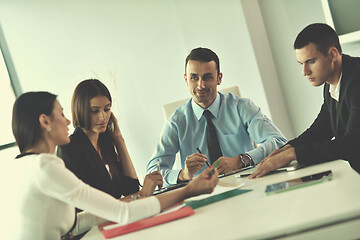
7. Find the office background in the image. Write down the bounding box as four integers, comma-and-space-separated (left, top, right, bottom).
1, 0, 360, 177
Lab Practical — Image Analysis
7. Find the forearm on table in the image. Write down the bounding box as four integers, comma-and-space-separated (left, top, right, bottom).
155, 187, 190, 211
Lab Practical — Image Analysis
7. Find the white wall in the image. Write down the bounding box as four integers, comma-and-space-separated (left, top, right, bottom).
258, 0, 360, 135
258, 0, 325, 136
3, 0, 359, 178
0, 0, 276, 177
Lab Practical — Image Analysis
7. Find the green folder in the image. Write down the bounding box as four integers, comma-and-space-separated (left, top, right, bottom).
184, 189, 252, 209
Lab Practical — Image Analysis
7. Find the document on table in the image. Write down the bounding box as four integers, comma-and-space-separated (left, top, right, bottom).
185, 182, 245, 202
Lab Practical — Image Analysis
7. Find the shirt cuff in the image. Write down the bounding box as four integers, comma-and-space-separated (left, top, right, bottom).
245, 148, 262, 165
164, 169, 182, 186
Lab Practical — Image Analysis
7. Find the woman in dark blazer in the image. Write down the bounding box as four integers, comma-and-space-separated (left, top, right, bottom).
57, 79, 162, 199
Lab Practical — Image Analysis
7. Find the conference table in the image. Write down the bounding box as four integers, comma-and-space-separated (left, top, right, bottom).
83, 160, 360, 240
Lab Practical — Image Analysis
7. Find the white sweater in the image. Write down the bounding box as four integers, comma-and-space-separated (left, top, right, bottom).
0, 154, 160, 240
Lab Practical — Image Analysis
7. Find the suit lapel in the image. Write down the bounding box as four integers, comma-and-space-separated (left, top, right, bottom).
329, 99, 338, 134
326, 83, 338, 135
335, 101, 340, 133
75, 128, 112, 182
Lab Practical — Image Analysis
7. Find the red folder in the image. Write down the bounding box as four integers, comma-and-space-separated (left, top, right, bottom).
98, 206, 194, 238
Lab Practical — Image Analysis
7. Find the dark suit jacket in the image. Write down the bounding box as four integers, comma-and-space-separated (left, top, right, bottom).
288, 54, 360, 173
57, 128, 139, 199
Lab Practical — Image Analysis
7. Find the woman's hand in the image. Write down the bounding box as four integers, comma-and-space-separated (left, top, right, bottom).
139, 171, 163, 197
185, 167, 219, 198
109, 112, 123, 140
109, 112, 138, 179
155, 167, 218, 212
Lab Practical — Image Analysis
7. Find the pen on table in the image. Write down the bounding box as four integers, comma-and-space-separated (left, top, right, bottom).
209, 158, 220, 176
196, 147, 210, 167
236, 169, 287, 178
236, 173, 251, 178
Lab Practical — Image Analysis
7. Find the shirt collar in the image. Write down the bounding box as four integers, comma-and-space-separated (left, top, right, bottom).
192, 92, 221, 120
329, 72, 342, 101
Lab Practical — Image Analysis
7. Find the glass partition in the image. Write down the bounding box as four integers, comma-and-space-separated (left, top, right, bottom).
0, 23, 21, 155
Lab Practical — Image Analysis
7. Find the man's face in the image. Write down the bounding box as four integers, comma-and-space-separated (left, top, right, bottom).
295, 43, 335, 87
184, 60, 222, 108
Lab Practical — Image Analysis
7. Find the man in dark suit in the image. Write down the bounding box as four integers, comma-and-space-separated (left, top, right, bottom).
250, 23, 360, 178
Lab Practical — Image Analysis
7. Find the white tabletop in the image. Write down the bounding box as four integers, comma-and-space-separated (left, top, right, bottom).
83, 160, 360, 240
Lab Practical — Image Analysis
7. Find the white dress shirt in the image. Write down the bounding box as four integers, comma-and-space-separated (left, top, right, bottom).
329, 72, 342, 101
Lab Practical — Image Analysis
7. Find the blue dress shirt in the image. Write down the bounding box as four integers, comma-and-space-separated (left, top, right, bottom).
146, 92, 287, 185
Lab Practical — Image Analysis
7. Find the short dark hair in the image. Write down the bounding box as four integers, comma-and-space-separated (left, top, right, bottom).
12, 91, 57, 153
185, 47, 220, 75
72, 79, 112, 130
294, 23, 342, 56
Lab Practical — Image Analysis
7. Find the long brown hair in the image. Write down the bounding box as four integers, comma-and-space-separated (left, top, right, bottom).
71, 79, 112, 130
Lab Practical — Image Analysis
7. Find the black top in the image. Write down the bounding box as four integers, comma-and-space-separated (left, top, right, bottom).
57, 127, 140, 199
288, 54, 360, 173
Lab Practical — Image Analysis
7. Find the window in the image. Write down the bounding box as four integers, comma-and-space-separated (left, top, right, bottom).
0, 48, 16, 149
321, 0, 360, 43
0, 24, 22, 157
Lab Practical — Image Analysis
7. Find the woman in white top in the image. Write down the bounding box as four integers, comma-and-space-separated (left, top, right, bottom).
1, 92, 218, 240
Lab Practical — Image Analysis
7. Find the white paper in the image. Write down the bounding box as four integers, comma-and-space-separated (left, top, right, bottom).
185, 182, 245, 202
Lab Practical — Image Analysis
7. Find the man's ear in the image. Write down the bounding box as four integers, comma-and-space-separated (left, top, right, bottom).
329, 47, 339, 61
217, 73, 223, 85
184, 74, 189, 86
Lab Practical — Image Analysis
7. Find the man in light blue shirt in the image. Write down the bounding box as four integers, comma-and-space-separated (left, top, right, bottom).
146, 47, 287, 185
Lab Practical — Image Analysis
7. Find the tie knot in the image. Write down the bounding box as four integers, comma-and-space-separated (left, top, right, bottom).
203, 110, 213, 120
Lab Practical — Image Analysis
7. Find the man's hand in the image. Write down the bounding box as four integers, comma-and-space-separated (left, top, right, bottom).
178, 153, 207, 182
258, 144, 292, 166
249, 147, 296, 179
215, 156, 243, 174
139, 171, 163, 196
